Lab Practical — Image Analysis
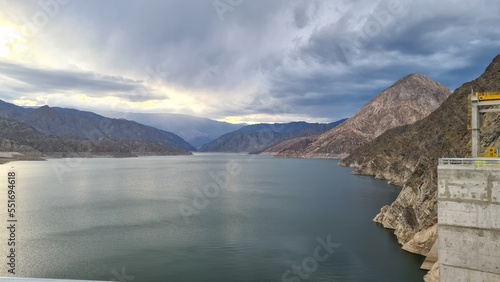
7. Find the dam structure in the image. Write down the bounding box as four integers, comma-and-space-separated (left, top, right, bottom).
433, 91, 500, 281
437, 159, 500, 281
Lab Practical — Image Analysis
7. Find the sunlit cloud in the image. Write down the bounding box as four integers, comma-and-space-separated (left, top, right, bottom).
0, 0, 499, 123
0, 24, 25, 59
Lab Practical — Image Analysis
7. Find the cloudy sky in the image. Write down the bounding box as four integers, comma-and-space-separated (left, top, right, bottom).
0, 0, 499, 124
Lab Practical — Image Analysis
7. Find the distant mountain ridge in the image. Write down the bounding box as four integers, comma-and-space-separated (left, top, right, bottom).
274, 74, 451, 158
0, 117, 190, 157
199, 120, 346, 152
0, 100, 195, 156
100, 112, 245, 148
0, 99, 30, 118
20, 106, 194, 151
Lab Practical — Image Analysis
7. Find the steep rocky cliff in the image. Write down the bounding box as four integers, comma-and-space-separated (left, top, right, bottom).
340, 55, 500, 257
261, 136, 318, 157
275, 74, 451, 158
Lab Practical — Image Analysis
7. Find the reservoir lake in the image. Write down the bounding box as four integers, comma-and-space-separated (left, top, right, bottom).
1, 153, 425, 281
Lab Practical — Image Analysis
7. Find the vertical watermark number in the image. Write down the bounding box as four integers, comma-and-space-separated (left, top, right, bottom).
6, 170, 17, 275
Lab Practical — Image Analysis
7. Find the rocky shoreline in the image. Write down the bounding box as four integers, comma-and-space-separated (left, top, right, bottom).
339, 55, 500, 279
338, 156, 438, 255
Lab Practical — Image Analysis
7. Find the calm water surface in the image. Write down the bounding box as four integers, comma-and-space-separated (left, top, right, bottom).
0, 154, 425, 281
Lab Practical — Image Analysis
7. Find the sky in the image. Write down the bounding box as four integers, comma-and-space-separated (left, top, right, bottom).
0, 0, 499, 124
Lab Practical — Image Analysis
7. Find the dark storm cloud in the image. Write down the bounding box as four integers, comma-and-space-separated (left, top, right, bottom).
0, 61, 166, 102
272, 0, 500, 116
46, 0, 289, 89
0, 61, 135, 92
1, 0, 500, 121
256, 68, 389, 121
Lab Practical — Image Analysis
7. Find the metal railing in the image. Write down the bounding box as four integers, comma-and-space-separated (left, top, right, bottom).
439, 158, 500, 167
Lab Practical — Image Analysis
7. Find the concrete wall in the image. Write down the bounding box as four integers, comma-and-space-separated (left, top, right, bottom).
438, 165, 500, 282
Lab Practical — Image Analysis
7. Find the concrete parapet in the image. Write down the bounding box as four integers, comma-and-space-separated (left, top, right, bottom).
438, 164, 500, 282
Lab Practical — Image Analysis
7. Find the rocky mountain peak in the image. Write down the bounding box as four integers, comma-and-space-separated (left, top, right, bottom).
485, 55, 500, 74
27, 105, 57, 116
400, 73, 428, 81
397, 73, 432, 85
18, 104, 66, 132
385, 73, 449, 100
339, 54, 500, 260
275, 74, 451, 158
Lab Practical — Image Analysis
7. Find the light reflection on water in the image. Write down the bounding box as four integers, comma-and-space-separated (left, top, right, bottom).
0, 154, 424, 281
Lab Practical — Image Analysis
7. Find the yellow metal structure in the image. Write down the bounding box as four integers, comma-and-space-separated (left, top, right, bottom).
484, 147, 498, 158
470, 90, 500, 157
476, 92, 500, 101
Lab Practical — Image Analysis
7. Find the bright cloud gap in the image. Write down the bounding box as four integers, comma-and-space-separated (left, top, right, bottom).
0, 0, 499, 124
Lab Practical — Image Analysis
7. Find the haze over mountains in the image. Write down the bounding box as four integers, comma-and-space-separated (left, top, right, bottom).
271, 74, 451, 158
0, 99, 348, 156
100, 112, 245, 149
0, 100, 195, 156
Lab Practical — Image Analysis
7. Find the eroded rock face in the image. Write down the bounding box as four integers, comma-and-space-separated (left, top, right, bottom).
275, 74, 451, 158
424, 262, 439, 282
264, 136, 319, 157
340, 55, 500, 258
402, 224, 437, 255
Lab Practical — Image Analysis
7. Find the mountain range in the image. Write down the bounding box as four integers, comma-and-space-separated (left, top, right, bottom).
0, 100, 347, 156
99, 111, 245, 148
0, 100, 195, 156
198, 120, 346, 152
339, 55, 500, 276
271, 74, 451, 158
2, 55, 499, 280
